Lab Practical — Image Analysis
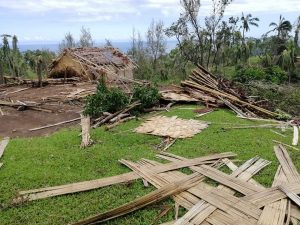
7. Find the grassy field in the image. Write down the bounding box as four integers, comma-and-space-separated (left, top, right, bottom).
0, 105, 297, 225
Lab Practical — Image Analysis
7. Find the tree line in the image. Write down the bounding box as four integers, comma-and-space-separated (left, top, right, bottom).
1, 0, 299, 85
127, 0, 300, 84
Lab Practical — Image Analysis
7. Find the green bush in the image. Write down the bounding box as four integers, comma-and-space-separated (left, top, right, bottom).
233, 65, 287, 84
132, 85, 161, 109
233, 66, 267, 83
84, 82, 129, 117
244, 82, 300, 116
264, 66, 287, 84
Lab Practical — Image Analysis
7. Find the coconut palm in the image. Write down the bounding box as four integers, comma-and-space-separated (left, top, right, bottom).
294, 16, 300, 48
268, 15, 292, 40
278, 41, 295, 84
240, 12, 259, 42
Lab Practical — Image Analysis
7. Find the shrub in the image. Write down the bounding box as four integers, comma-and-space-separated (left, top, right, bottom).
233, 66, 266, 83
233, 65, 287, 84
84, 82, 129, 117
264, 66, 287, 84
132, 85, 161, 109
244, 82, 300, 116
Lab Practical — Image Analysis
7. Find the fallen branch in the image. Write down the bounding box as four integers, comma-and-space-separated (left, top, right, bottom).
106, 116, 136, 130
29, 117, 81, 131
162, 139, 177, 152
92, 102, 140, 128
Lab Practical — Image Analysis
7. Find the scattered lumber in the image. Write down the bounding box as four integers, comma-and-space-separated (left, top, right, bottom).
70, 173, 203, 225
14, 146, 300, 225
0, 137, 9, 159
14, 152, 235, 203
181, 66, 280, 118
29, 117, 81, 131
0, 99, 53, 113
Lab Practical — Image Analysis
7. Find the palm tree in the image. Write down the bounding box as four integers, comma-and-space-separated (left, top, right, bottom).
294, 16, 300, 48
240, 13, 259, 43
268, 15, 292, 40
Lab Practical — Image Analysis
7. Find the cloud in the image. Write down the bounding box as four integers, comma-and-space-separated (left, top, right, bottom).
0, 0, 139, 22
0, 0, 299, 22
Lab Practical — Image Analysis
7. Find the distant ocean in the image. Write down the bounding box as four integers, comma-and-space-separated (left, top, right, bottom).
18, 41, 178, 53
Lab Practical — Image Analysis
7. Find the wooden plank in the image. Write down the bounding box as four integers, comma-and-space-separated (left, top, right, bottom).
273, 140, 300, 151
29, 118, 81, 131
274, 145, 300, 183
14, 172, 140, 203
257, 166, 288, 225
138, 155, 269, 225
0, 137, 9, 159
279, 185, 300, 207
156, 153, 265, 225
292, 126, 299, 146
16, 152, 235, 202
124, 160, 257, 225
243, 183, 300, 207
70, 173, 203, 225
191, 164, 263, 195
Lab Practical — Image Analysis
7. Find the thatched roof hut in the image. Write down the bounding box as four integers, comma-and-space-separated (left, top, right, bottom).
49, 47, 136, 82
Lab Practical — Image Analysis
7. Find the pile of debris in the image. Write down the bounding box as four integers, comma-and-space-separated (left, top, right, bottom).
13, 145, 300, 225
181, 65, 279, 118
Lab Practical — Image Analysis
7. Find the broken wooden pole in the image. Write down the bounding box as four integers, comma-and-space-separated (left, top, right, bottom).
80, 114, 92, 149
0, 137, 9, 159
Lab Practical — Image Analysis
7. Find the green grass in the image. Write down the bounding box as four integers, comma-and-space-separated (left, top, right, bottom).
0, 105, 297, 225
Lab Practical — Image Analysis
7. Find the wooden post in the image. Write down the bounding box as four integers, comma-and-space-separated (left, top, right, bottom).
37, 56, 43, 87
80, 114, 92, 148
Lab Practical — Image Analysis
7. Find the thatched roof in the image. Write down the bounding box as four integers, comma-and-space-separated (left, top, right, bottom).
49, 47, 136, 81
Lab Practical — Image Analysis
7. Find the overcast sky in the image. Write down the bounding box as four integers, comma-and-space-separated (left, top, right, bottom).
0, 0, 299, 44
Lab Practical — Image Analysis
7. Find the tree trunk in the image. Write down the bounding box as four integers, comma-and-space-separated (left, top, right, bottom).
37, 58, 43, 87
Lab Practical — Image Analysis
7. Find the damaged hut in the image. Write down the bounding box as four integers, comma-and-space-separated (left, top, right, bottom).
48, 47, 136, 82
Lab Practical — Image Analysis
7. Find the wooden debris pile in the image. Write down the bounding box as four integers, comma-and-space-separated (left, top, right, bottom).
135, 116, 209, 139
13, 145, 300, 225
180, 65, 279, 118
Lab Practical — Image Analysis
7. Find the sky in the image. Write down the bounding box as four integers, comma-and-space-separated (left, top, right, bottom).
0, 0, 299, 44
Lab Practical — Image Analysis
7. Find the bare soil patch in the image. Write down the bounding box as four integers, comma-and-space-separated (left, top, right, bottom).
0, 83, 96, 138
